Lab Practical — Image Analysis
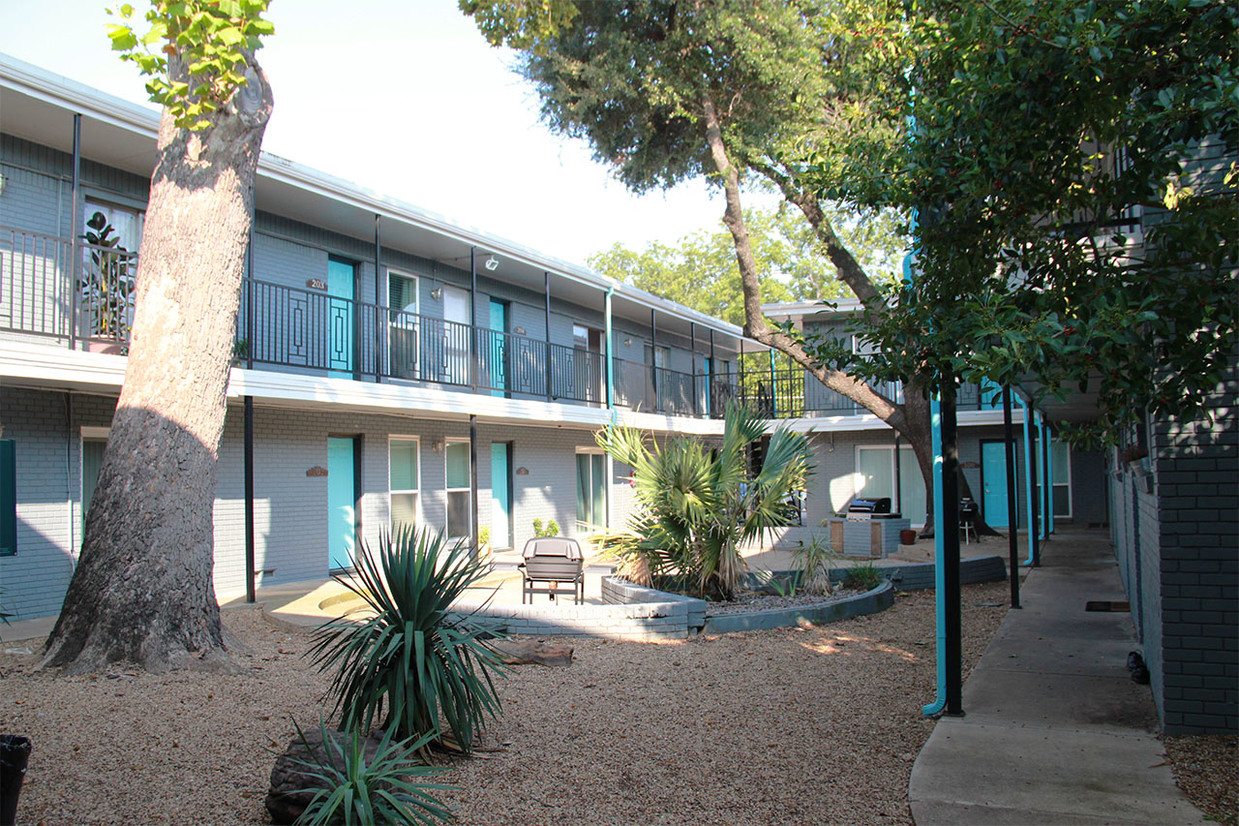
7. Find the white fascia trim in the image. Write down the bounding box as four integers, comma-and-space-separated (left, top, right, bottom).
0, 341, 126, 391
0, 54, 158, 139
778, 406, 1024, 434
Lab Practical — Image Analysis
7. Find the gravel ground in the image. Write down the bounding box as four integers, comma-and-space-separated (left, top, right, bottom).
1164, 734, 1238, 825
0, 582, 1228, 825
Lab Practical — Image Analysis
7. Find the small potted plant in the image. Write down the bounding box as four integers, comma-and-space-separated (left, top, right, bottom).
80, 211, 136, 352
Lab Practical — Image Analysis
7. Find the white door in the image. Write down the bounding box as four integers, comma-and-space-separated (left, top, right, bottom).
442, 286, 469, 384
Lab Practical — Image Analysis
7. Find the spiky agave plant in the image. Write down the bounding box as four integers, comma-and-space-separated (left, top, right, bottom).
288, 720, 455, 826
308, 526, 506, 754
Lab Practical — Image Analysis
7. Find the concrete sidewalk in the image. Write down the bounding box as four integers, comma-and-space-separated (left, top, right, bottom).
909, 531, 1208, 825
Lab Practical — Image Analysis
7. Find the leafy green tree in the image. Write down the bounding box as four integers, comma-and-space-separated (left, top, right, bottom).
464, 0, 946, 528
595, 404, 813, 601
803, 0, 1237, 441
43, 1, 275, 674
589, 204, 905, 325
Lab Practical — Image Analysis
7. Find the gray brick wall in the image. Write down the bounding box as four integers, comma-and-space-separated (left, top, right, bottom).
1150, 363, 1238, 734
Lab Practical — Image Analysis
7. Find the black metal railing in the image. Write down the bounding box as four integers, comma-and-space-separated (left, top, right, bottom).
3, 224, 1002, 420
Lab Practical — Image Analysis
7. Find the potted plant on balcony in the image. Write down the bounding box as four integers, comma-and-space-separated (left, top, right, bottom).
80, 211, 136, 353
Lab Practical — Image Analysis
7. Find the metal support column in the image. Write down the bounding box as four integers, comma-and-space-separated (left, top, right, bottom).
768, 349, 777, 418
244, 396, 256, 603
544, 272, 553, 402
374, 214, 383, 382
605, 288, 614, 411
1021, 396, 1038, 567
70, 114, 81, 348
1002, 387, 1020, 609
469, 414, 479, 557
1029, 413, 1042, 567
690, 322, 697, 417
941, 376, 963, 716
469, 249, 478, 392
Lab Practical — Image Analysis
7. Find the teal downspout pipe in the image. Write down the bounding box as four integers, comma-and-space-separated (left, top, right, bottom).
922, 394, 948, 716
769, 348, 778, 418
1044, 418, 1055, 536
1021, 396, 1036, 566
604, 287, 614, 412
1036, 410, 1048, 542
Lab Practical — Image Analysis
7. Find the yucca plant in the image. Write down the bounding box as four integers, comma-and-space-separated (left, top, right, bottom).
793, 535, 838, 596
289, 720, 455, 826
308, 526, 506, 754
596, 403, 813, 600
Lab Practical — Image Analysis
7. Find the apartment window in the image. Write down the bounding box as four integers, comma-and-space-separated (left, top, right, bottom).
445, 440, 472, 539
1051, 440, 1072, 519
576, 450, 607, 530
856, 444, 927, 526
389, 437, 420, 531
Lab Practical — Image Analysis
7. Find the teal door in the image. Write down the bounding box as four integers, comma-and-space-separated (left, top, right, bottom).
488, 299, 508, 396
703, 356, 713, 416
327, 258, 354, 376
981, 441, 1010, 528
327, 437, 356, 569
490, 442, 512, 548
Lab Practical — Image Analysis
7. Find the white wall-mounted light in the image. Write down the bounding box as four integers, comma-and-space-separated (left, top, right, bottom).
0, 173, 7, 197
430, 438, 444, 453
484, 255, 499, 271
430, 286, 443, 301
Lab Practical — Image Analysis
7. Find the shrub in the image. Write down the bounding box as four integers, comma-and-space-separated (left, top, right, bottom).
843, 560, 886, 592
288, 720, 454, 826
595, 403, 813, 600
531, 518, 560, 537
308, 526, 506, 754
793, 536, 838, 596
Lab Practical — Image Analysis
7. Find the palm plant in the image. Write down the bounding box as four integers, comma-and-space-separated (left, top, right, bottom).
308, 526, 506, 754
288, 720, 455, 826
596, 403, 813, 600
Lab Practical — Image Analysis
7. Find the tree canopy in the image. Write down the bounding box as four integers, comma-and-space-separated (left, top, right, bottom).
803, 0, 1238, 439
589, 204, 905, 325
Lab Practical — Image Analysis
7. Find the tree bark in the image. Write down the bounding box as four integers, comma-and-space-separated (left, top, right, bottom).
42, 55, 273, 674
700, 93, 944, 530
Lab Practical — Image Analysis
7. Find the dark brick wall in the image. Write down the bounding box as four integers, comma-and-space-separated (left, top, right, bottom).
1153, 361, 1238, 734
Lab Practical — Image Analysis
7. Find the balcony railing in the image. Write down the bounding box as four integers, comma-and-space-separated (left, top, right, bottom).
1, 225, 1003, 420
0, 226, 137, 349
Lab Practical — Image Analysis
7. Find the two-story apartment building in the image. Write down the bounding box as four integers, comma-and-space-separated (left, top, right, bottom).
16, 57, 1229, 741
1, 54, 761, 620
1, 54, 1111, 623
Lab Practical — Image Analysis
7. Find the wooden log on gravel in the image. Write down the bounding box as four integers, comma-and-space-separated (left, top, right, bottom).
490, 640, 574, 667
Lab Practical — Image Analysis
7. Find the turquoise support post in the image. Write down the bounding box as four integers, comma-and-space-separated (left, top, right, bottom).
1036, 411, 1047, 542
1044, 418, 1055, 536
922, 394, 948, 716
604, 287, 614, 411
768, 348, 777, 417
1021, 396, 1036, 566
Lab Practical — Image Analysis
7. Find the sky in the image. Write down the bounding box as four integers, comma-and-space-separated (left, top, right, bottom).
0, 0, 741, 266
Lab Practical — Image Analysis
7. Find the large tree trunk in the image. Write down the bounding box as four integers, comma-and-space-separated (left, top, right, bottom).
42, 56, 273, 675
